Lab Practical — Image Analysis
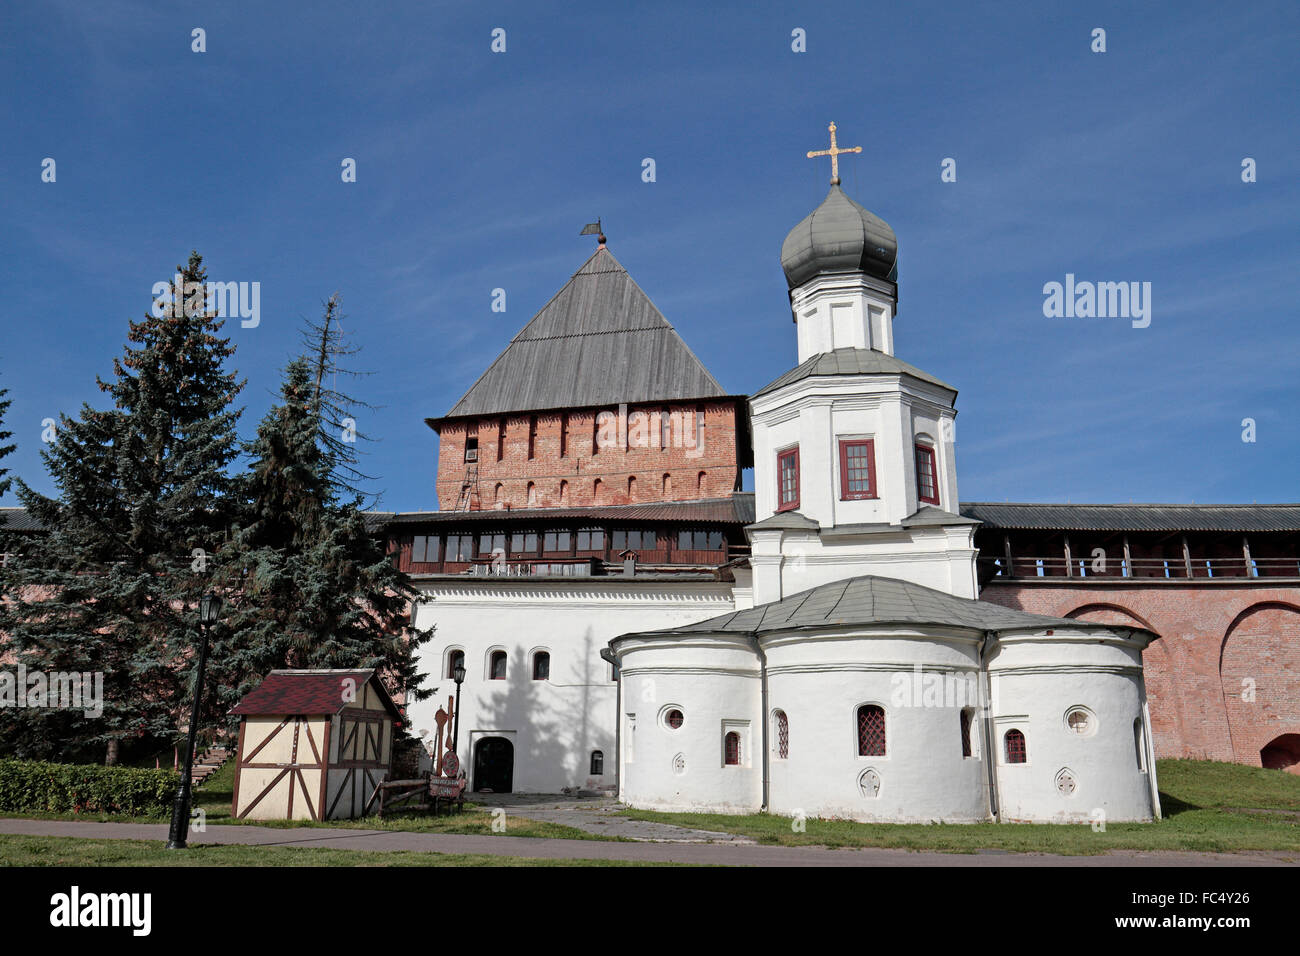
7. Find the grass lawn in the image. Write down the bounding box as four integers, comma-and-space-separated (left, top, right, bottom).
3, 760, 610, 842
0, 834, 661, 867
616, 759, 1300, 855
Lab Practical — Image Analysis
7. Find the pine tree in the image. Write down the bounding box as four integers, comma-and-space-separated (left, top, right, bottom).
300, 293, 379, 506
210, 310, 430, 728
0, 253, 243, 763
0, 372, 14, 500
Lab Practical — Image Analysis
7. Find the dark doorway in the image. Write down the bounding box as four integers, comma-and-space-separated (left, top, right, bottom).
473, 736, 514, 793
1260, 733, 1300, 772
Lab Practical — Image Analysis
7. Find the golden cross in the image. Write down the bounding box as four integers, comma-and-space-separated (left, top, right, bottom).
806, 121, 861, 185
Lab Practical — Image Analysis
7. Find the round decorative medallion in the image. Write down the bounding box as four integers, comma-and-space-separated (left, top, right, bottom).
1055, 767, 1078, 796
672, 753, 687, 775
442, 750, 459, 777
857, 768, 882, 798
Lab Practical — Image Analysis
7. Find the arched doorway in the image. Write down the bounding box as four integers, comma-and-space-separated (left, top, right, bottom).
1260, 734, 1300, 773
473, 737, 514, 793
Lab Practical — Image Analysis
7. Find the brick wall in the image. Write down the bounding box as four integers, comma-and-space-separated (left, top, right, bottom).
980, 581, 1300, 772
434, 401, 743, 511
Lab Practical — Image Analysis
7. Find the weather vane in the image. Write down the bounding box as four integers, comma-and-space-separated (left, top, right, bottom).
806, 121, 861, 185
580, 219, 606, 244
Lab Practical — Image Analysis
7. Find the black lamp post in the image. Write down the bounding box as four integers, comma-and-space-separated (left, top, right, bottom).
451, 660, 466, 756
166, 592, 223, 849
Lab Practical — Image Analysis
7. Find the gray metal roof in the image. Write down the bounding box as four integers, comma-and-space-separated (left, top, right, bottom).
960, 502, 1300, 533
753, 346, 956, 399
617, 574, 1130, 640
376, 494, 756, 529
780, 184, 898, 289
435, 246, 729, 422
0, 507, 42, 531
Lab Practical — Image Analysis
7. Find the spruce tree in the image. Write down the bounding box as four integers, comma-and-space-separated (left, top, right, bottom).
0, 253, 243, 763
211, 310, 430, 728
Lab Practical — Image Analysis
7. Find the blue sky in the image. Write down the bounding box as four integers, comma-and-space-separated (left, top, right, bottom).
2, 0, 1297, 512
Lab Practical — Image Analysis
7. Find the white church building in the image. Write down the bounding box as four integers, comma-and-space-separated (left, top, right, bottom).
390, 127, 1162, 824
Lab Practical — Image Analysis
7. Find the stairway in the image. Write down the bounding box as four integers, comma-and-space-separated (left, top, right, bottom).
190, 746, 231, 788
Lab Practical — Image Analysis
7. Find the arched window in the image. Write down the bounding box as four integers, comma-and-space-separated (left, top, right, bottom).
627, 475, 637, 500
489, 650, 507, 681
724, 732, 741, 766
1134, 718, 1146, 771
697, 470, 706, 494
590, 750, 604, 775
662, 473, 671, 498
497, 418, 506, 461
526, 482, 537, 507
960, 708, 973, 758
559, 480, 568, 505
774, 710, 789, 759
857, 705, 886, 756
532, 651, 550, 681
593, 478, 603, 502
1004, 729, 1027, 763
446, 649, 465, 680
915, 441, 939, 505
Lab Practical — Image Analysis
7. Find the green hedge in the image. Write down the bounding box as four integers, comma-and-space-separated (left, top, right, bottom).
0, 759, 179, 816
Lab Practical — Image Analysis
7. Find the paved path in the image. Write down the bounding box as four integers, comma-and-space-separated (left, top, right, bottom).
470, 793, 754, 843
1, 818, 1294, 867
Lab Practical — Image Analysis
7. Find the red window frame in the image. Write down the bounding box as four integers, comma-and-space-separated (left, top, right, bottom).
1005, 729, 1027, 764
724, 731, 741, 766
532, 651, 550, 681
776, 446, 800, 512
915, 443, 940, 505
857, 705, 886, 756
839, 439, 877, 500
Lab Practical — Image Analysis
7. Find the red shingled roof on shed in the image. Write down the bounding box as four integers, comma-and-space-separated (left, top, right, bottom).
230, 669, 400, 719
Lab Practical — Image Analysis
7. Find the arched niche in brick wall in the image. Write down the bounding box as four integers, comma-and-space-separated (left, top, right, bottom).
1219, 602, 1300, 766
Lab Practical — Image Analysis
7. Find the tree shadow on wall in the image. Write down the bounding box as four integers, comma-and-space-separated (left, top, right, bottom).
471, 628, 612, 793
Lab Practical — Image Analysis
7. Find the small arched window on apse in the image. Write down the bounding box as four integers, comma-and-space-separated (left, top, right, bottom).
1004, 729, 1027, 764
590, 750, 604, 775
857, 704, 886, 756
724, 732, 741, 766
532, 650, 550, 681
446, 648, 465, 680
489, 650, 507, 681
774, 710, 789, 759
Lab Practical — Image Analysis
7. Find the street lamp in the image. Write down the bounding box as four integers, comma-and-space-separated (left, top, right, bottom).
166, 592, 223, 849
451, 660, 466, 757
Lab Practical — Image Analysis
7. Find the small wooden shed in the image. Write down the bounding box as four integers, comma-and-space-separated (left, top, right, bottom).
230, 668, 400, 821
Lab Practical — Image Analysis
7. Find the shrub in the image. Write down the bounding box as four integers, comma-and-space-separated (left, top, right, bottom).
0, 759, 179, 816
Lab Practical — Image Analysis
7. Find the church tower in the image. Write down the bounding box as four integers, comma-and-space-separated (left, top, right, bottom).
747, 123, 978, 603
